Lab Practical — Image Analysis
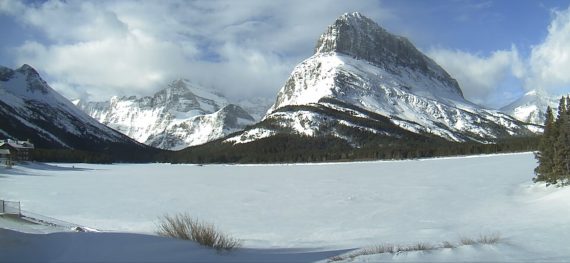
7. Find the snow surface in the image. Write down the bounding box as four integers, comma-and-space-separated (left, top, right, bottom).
1, 153, 570, 262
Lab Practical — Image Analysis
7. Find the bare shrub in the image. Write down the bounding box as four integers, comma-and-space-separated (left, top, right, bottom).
156, 213, 241, 251
477, 232, 501, 244
459, 237, 477, 245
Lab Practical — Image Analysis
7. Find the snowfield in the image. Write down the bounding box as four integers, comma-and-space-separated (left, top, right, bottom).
1, 153, 570, 262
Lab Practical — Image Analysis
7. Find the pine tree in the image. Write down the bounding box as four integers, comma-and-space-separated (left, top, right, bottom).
534, 106, 556, 183
555, 96, 570, 183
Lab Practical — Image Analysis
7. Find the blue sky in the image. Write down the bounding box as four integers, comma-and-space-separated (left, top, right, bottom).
1, 0, 570, 108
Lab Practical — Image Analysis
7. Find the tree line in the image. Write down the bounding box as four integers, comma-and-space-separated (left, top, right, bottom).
163, 134, 539, 164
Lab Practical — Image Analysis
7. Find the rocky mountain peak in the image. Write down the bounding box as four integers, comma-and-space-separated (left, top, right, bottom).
314, 12, 463, 98
154, 79, 192, 99
16, 64, 40, 77
500, 89, 566, 125
0, 64, 42, 82
165, 79, 193, 94
0, 64, 50, 95
314, 12, 409, 59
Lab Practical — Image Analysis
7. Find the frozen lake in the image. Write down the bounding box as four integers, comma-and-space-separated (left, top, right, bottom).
1, 152, 570, 262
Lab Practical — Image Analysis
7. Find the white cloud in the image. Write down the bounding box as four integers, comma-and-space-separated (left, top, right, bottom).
23, 1, 128, 42
4, 0, 392, 101
428, 47, 524, 106
526, 7, 570, 95
14, 33, 199, 99
427, 6, 570, 107
0, 0, 25, 15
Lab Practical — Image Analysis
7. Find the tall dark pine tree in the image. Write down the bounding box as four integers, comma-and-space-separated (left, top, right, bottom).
554, 96, 570, 180
534, 106, 556, 183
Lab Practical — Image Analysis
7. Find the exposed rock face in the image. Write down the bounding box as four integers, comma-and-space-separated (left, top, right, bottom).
227, 12, 540, 145
314, 12, 463, 99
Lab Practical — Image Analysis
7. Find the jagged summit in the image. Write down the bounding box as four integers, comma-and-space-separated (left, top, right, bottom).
315, 12, 382, 54
228, 13, 539, 145
16, 64, 39, 75
314, 12, 463, 99
1, 64, 59, 98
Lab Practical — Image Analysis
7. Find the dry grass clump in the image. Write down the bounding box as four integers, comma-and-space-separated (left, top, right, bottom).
328, 242, 436, 262
401, 242, 435, 252
328, 233, 502, 262
459, 236, 477, 245
329, 244, 396, 262
477, 232, 501, 244
364, 244, 397, 254
156, 213, 241, 251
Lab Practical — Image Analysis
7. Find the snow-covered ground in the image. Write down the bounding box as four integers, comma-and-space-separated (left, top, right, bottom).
1, 153, 570, 262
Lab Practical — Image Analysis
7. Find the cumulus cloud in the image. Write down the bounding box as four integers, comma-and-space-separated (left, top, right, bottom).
3, 0, 392, 101
428, 47, 524, 106
9, 0, 567, 108
15, 33, 198, 98
526, 7, 570, 95
428, 6, 570, 107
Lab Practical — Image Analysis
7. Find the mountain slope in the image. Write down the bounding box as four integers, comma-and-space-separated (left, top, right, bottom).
226, 12, 539, 146
75, 80, 255, 150
501, 90, 566, 125
0, 64, 149, 155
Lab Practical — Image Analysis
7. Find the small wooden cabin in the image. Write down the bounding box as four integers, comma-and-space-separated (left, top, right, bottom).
0, 139, 34, 162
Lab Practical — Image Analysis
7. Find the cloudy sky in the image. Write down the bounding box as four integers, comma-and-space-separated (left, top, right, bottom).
1, 0, 569, 108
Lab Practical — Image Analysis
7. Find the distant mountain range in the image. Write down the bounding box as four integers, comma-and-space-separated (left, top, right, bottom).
1, 12, 548, 162
74, 80, 270, 150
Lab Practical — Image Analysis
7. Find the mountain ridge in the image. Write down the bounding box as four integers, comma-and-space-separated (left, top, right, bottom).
0, 64, 152, 159
228, 12, 540, 146
500, 89, 569, 125
314, 12, 463, 100
75, 79, 257, 150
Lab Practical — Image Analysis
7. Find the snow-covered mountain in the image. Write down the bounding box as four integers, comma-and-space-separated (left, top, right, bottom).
0, 64, 146, 152
75, 79, 256, 150
501, 90, 566, 125
227, 12, 540, 145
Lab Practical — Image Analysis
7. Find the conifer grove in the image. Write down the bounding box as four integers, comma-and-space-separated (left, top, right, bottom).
534, 96, 570, 185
